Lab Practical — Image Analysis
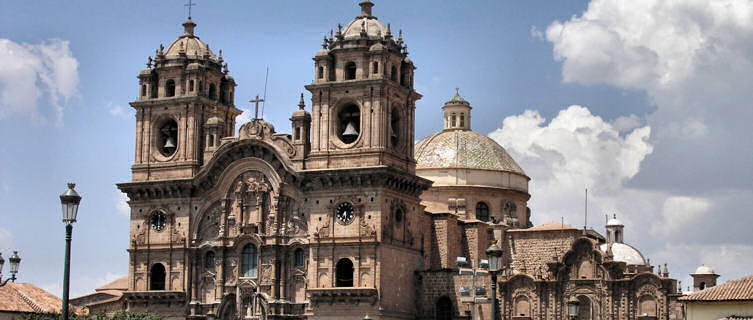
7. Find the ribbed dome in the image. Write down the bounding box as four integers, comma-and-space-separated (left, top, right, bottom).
600, 243, 646, 265
164, 18, 217, 59
342, 17, 388, 41
415, 130, 526, 175
607, 217, 623, 226
695, 264, 715, 274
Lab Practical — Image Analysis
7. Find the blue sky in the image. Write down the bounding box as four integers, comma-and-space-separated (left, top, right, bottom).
1, 0, 752, 297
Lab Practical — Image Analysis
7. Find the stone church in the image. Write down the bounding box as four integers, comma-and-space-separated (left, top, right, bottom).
101, 1, 685, 319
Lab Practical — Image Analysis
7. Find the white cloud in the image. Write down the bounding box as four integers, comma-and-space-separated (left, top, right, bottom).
652, 196, 711, 235
115, 192, 130, 217
490, 105, 654, 224
108, 102, 131, 119
0, 227, 14, 252
0, 39, 79, 125
236, 108, 252, 130
529, 25, 544, 41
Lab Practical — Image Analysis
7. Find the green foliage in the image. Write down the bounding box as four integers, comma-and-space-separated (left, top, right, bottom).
18, 311, 163, 320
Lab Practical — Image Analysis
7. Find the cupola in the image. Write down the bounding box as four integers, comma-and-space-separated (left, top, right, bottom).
442, 89, 472, 130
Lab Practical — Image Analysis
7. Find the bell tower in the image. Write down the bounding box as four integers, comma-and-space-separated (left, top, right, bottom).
130, 17, 241, 181
304, 0, 421, 172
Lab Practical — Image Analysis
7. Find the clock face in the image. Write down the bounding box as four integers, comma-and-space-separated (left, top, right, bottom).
335, 202, 355, 224
151, 212, 166, 231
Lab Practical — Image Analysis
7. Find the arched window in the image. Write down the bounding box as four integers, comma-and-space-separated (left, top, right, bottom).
318, 66, 324, 79
514, 296, 531, 317
460, 113, 465, 127
209, 83, 217, 100
220, 82, 228, 104
150, 263, 166, 290
435, 296, 452, 320
372, 61, 378, 74
615, 230, 622, 243
189, 80, 194, 92
699, 282, 706, 290
476, 202, 489, 222
241, 244, 258, 278
345, 62, 357, 80
391, 65, 397, 81
337, 103, 360, 144
390, 107, 400, 148
639, 295, 657, 317
577, 295, 592, 320
335, 258, 353, 287
165, 80, 176, 97
294, 248, 305, 267
205, 251, 215, 270
141, 84, 147, 97
451, 113, 457, 127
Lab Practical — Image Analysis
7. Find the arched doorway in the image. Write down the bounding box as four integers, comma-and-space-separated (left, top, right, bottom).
577, 295, 592, 320
436, 296, 452, 320
335, 258, 354, 287
150, 263, 166, 290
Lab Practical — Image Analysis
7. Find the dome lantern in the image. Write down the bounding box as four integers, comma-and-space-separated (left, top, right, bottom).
442, 89, 472, 131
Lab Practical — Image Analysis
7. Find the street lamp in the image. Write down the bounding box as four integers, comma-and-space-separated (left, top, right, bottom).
457, 256, 489, 320
60, 183, 81, 320
0, 251, 21, 286
486, 244, 503, 320
567, 296, 580, 320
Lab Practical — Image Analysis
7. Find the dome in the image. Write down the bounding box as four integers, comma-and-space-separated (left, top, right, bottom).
164, 18, 217, 60
415, 130, 526, 175
600, 243, 646, 265
342, 18, 388, 40
607, 217, 623, 227
315, 48, 329, 57
695, 264, 715, 274
369, 42, 385, 52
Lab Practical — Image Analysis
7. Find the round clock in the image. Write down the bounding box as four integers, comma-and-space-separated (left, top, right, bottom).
151, 211, 166, 231
335, 202, 355, 224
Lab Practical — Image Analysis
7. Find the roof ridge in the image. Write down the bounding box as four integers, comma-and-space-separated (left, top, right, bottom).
11, 285, 46, 313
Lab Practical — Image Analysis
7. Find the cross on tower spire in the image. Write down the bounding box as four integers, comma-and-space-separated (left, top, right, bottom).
185, 0, 196, 19
250, 95, 265, 120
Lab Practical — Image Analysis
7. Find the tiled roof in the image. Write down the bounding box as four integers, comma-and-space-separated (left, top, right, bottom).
96, 276, 128, 292
520, 221, 577, 231
718, 317, 753, 320
680, 275, 753, 301
0, 282, 63, 314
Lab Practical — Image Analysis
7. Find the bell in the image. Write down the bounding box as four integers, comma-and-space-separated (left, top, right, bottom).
342, 121, 359, 137
164, 136, 176, 149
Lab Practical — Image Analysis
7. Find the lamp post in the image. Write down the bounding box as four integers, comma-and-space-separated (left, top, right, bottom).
0, 251, 21, 287
567, 296, 580, 320
486, 244, 503, 320
60, 183, 81, 320
457, 257, 490, 320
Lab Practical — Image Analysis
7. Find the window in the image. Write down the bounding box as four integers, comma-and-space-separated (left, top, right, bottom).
209, 83, 217, 100
476, 202, 489, 222
391, 65, 397, 81
318, 66, 324, 79
141, 85, 147, 97
189, 80, 194, 92
205, 251, 215, 270
220, 82, 228, 104
390, 108, 400, 148
639, 296, 658, 317
460, 114, 465, 127
335, 258, 353, 287
514, 296, 531, 317
158, 119, 178, 157
294, 248, 305, 267
295, 127, 301, 140
241, 244, 258, 278
165, 80, 176, 97
435, 296, 452, 320
372, 62, 378, 74
345, 62, 357, 80
150, 263, 166, 290
699, 282, 706, 290
395, 208, 403, 223
337, 103, 360, 144
451, 113, 456, 128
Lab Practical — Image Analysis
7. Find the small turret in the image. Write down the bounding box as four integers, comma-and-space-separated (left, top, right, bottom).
691, 264, 720, 291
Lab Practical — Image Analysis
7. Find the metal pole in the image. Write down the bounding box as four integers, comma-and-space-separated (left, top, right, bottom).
491, 270, 497, 320
62, 224, 73, 320
471, 259, 476, 320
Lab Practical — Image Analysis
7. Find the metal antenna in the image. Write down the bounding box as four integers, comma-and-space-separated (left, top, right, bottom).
584, 188, 588, 233
185, 0, 196, 19
261, 66, 269, 120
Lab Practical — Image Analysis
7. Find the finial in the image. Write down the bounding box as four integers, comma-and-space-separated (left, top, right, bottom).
386, 23, 392, 37
146, 56, 152, 68
223, 63, 229, 74
298, 93, 305, 110
182, 16, 197, 36
398, 29, 403, 44
185, 0, 196, 19
360, 20, 367, 38
359, 0, 374, 17
613, 213, 617, 219
218, 49, 224, 64
159, 44, 164, 54
330, 29, 334, 40
456, 87, 460, 96
403, 45, 408, 55
322, 35, 328, 49
337, 24, 343, 35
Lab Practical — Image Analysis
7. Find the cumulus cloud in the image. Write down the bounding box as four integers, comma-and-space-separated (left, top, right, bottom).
0, 227, 14, 252
115, 192, 130, 216
489, 105, 753, 283
0, 39, 79, 125
108, 102, 132, 119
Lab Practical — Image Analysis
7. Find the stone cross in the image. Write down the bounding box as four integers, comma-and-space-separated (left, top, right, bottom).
250, 95, 264, 120
185, 0, 196, 18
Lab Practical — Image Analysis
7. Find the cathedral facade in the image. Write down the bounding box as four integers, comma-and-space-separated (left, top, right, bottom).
106, 2, 684, 319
